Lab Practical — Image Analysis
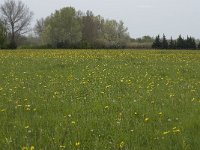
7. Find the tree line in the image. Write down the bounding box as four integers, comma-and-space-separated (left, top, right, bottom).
0, 0, 131, 49
152, 34, 200, 50
34, 7, 131, 49
0, 0, 200, 50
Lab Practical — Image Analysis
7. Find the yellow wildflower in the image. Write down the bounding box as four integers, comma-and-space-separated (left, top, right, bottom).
22, 147, 29, 150
1, 109, 6, 112
172, 127, 177, 130
105, 106, 109, 109
144, 117, 149, 122
60, 145, 66, 148
163, 131, 170, 135
106, 85, 111, 88
30, 146, 34, 150
25, 126, 29, 129
75, 141, 80, 147
173, 129, 181, 133
22, 146, 34, 150
119, 141, 125, 149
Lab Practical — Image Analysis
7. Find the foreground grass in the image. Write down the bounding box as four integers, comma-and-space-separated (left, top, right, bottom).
0, 50, 200, 150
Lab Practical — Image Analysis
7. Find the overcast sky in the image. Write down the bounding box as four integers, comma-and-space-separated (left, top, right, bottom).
1, 0, 200, 38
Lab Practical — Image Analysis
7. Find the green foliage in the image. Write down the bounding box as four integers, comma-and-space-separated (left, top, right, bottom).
36, 7, 130, 49
185, 36, 196, 50
176, 35, 185, 49
34, 18, 45, 38
81, 11, 98, 44
152, 35, 197, 50
102, 20, 129, 48
141, 36, 154, 43
168, 37, 175, 49
40, 7, 82, 48
152, 35, 161, 49
129, 36, 154, 49
0, 50, 200, 149
197, 42, 200, 50
0, 21, 7, 49
162, 34, 168, 49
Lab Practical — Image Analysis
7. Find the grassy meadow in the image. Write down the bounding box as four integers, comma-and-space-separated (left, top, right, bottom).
0, 50, 200, 150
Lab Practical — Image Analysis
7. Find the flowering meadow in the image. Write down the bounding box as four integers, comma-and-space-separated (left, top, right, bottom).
0, 50, 200, 150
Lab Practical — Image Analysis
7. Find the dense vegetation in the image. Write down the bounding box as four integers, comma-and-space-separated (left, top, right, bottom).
0, 20, 7, 49
0, 50, 200, 149
0, 1, 133, 49
34, 8, 130, 49
152, 34, 199, 50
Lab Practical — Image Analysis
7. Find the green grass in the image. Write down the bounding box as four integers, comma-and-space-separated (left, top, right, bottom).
0, 50, 200, 150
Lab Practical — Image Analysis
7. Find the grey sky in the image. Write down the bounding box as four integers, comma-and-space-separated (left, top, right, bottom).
1, 0, 200, 38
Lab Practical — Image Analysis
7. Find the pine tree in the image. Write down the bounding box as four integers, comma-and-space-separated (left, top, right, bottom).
168, 37, 175, 49
176, 35, 184, 49
191, 38, 196, 49
197, 42, 200, 50
185, 36, 196, 49
185, 36, 190, 49
162, 34, 168, 49
152, 35, 161, 49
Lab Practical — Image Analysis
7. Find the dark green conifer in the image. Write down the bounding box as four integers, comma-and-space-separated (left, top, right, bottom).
162, 34, 168, 49
168, 37, 175, 49
176, 35, 184, 49
152, 35, 161, 49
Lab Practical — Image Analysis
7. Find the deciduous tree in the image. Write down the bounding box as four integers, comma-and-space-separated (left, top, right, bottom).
0, 0, 33, 49
40, 7, 82, 48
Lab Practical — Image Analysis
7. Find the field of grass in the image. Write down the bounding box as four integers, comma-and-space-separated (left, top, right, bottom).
0, 50, 200, 150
